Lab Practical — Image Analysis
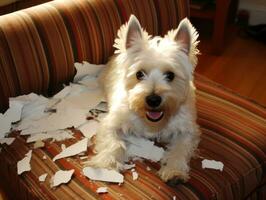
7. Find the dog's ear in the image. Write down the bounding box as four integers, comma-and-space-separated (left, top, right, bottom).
114, 15, 149, 54
174, 18, 194, 54
166, 18, 199, 68
125, 15, 143, 49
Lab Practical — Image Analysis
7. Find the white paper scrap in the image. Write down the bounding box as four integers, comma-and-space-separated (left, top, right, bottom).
0, 114, 11, 139
17, 150, 32, 175
51, 169, 74, 187
132, 171, 138, 181
123, 163, 135, 170
27, 130, 73, 143
39, 173, 48, 182
83, 167, 124, 183
96, 187, 108, 194
125, 136, 165, 162
0, 101, 23, 138
20, 108, 88, 135
53, 138, 88, 161
56, 90, 103, 111
79, 120, 99, 139
202, 159, 224, 171
33, 140, 45, 149
0, 137, 15, 145
74, 61, 105, 83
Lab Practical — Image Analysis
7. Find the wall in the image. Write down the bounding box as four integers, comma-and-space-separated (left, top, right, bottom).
238, 0, 266, 25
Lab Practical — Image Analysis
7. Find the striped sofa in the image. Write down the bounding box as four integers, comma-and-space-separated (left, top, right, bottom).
0, 0, 265, 199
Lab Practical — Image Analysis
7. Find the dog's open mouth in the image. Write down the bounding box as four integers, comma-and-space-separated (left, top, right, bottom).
146, 110, 164, 122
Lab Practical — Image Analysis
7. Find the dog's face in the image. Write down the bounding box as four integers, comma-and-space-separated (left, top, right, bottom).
114, 15, 199, 132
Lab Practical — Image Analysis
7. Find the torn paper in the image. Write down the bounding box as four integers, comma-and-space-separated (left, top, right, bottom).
56, 90, 103, 111
96, 187, 108, 194
0, 114, 11, 138
202, 159, 224, 171
83, 167, 124, 183
74, 61, 105, 83
0, 137, 15, 145
0, 100, 23, 138
124, 136, 165, 162
17, 150, 32, 175
53, 138, 88, 161
78, 120, 99, 139
51, 169, 74, 187
27, 130, 73, 143
20, 108, 88, 135
39, 173, 48, 182
123, 163, 135, 171
33, 140, 45, 149
132, 170, 138, 181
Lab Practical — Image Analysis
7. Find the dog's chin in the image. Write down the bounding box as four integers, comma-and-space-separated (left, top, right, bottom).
146, 110, 164, 122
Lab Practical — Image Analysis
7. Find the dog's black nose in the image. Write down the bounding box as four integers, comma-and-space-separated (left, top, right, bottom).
146, 94, 162, 108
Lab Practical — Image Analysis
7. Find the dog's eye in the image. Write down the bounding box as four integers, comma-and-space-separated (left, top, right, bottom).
165, 71, 175, 82
136, 71, 145, 80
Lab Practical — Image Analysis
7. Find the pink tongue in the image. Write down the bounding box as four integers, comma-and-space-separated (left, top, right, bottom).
147, 111, 162, 120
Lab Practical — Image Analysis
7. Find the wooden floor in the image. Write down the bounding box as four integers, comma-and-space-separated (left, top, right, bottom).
195, 28, 266, 107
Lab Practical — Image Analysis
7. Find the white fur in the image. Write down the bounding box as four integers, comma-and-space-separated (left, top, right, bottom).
87, 15, 201, 182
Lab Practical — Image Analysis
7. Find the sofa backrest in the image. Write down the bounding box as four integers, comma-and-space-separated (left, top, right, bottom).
0, 0, 189, 111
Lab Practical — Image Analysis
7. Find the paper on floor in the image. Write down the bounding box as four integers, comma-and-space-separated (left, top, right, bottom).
53, 138, 88, 161
39, 173, 48, 182
83, 167, 124, 183
51, 169, 74, 187
96, 187, 108, 194
17, 150, 32, 175
124, 136, 165, 162
0, 137, 15, 145
202, 159, 224, 171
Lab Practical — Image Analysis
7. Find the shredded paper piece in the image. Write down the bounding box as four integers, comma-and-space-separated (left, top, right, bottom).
51, 169, 75, 187
132, 171, 139, 181
53, 138, 88, 161
83, 167, 124, 183
33, 140, 45, 149
202, 159, 224, 171
27, 130, 73, 143
125, 136, 165, 162
0, 137, 15, 145
17, 150, 32, 175
123, 163, 136, 170
96, 187, 108, 194
74, 61, 105, 83
39, 173, 48, 182
0, 100, 23, 138
79, 120, 99, 139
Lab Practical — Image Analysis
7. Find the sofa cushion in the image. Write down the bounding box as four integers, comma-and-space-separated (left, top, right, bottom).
0, 0, 188, 112
0, 74, 265, 200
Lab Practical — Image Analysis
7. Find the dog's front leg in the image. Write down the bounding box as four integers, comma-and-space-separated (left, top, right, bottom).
86, 112, 126, 171
158, 132, 200, 182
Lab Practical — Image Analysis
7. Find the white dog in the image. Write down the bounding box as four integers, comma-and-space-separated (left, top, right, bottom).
87, 15, 201, 182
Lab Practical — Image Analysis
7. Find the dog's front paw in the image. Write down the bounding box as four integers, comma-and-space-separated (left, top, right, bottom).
85, 153, 123, 171
158, 165, 189, 182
